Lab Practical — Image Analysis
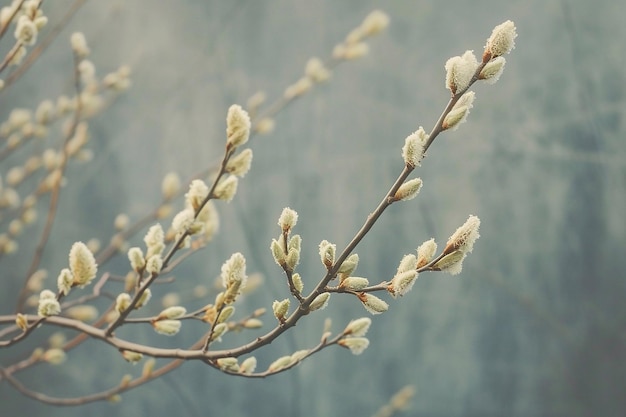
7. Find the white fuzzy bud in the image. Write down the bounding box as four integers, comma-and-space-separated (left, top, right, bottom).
153, 319, 181, 336
121, 350, 143, 363
360, 10, 390, 36
479, 56, 506, 84
239, 357, 257, 374
272, 299, 290, 322
284, 77, 313, 99
305, 57, 331, 82
338, 337, 370, 355
226, 104, 251, 148
220, 252, 247, 288
268, 355, 293, 372
135, 289, 152, 309
144, 224, 165, 258
15, 314, 28, 331
161, 172, 181, 200
344, 317, 372, 337
78, 59, 96, 83
394, 178, 422, 201
35, 100, 55, 125
433, 250, 466, 275
254, 118, 275, 135
216, 357, 239, 372
34, 15, 47, 30
185, 179, 209, 211
38, 290, 60, 317
214, 175, 238, 202
417, 238, 437, 268
292, 272, 304, 293
114, 214, 130, 230
115, 293, 131, 313
337, 253, 359, 276
157, 306, 187, 320
65, 305, 98, 322
216, 305, 235, 324
70, 32, 90, 58
210, 322, 228, 342
145, 255, 163, 275
278, 207, 298, 231
171, 208, 197, 235
57, 268, 73, 295
127, 247, 145, 272
358, 293, 389, 315
442, 91, 475, 131
69, 241, 97, 287
444, 215, 481, 255
243, 318, 263, 329
309, 292, 330, 312
319, 240, 336, 267
142, 358, 156, 378
389, 270, 418, 298
335, 42, 369, 60
484, 20, 517, 60
161, 292, 180, 308
43, 348, 66, 365
6, 167, 24, 186
14, 15, 37, 45
270, 238, 285, 266
290, 349, 310, 363
288, 234, 301, 252
339, 277, 370, 291
285, 248, 300, 271
226, 148, 253, 177
402, 131, 426, 167
397, 254, 417, 274
445, 51, 479, 94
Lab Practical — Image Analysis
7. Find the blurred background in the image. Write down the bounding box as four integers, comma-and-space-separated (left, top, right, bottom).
1, 0, 625, 416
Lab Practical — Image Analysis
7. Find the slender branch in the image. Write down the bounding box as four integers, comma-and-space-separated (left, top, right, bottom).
0, 357, 182, 406
201, 303, 227, 352
0, 41, 25, 74
279, 229, 305, 303
14, 52, 84, 313
0, 317, 45, 347
1, 0, 87, 91
212, 331, 346, 378
104, 143, 234, 337
209, 64, 492, 359
95, 210, 160, 265
0, 0, 26, 41
424, 62, 488, 150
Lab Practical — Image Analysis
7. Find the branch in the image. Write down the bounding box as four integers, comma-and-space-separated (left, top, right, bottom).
14, 50, 84, 313
1, 0, 87, 90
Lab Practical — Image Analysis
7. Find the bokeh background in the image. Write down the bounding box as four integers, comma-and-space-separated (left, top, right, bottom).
1, 0, 625, 416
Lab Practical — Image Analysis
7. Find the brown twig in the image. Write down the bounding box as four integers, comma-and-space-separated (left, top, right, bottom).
0, 0, 26, 41
0, 357, 182, 406
14, 51, 84, 313
1, 0, 87, 91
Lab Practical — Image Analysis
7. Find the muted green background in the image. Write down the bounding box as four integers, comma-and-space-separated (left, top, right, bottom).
1, 0, 625, 416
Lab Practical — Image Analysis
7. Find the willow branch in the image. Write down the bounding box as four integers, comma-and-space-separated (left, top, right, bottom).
14, 51, 84, 313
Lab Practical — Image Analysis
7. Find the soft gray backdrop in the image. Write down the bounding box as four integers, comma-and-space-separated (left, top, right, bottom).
1, 0, 625, 416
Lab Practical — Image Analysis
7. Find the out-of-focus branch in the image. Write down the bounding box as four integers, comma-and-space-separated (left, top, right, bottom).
1, 0, 86, 91
14, 50, 84, 313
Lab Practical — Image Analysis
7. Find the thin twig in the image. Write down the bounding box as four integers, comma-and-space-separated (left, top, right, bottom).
1, 0, 87, 91
0, 0, 26, 41
14, 51, 84, 313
